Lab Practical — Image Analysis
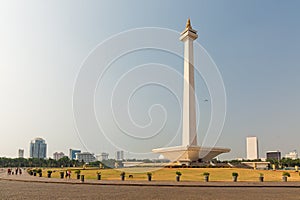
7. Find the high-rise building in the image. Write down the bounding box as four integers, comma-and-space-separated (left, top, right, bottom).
266, 151, 281, 160
75, 152, 95, 163
69, 149, 81, 160
285, 151, 298, 160
116, 150, 124, 161
53, 152, 65, 160
18, 149, 24, 158
30, 137, 47, 159
246, 136, 259, 160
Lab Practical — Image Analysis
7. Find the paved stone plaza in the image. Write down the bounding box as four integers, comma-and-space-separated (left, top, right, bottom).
0, 179, 299, 200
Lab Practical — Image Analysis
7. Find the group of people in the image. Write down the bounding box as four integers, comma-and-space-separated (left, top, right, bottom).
7, 168, 22, 175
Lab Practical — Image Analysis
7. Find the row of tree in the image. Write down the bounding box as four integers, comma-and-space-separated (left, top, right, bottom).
0, 157, 83, 168
211, 158, 300, 169
0, 157, 123, 168
266, 158, 300, 168
1, 157, 300, 168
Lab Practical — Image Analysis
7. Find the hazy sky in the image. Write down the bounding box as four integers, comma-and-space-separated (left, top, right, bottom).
0, 0, 299, 160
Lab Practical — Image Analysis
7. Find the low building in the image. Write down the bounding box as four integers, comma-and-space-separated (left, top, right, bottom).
96, 152, 109, 161
53, 152, 65, 160
266, 151, 281, 160
75, 152, 95, 163
123, 161, 144, 168
241, 161, 270, 170
285, 151, 298, 160
69, 149, 81, 160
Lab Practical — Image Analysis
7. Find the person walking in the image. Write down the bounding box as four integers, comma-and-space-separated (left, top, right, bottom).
67, 170, 71, 179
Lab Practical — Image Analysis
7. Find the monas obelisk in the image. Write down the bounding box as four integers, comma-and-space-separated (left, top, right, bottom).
180, 19, 198, 147
152, 19, 230, 165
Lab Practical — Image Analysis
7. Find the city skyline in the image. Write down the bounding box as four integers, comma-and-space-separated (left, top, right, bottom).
1, 1, 300, 159
11, 135, 298, 161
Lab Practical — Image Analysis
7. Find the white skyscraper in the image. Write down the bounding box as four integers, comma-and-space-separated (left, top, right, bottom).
246, 136, 259, 160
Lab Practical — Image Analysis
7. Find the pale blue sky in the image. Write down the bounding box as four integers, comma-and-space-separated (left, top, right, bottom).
0, 0, 299, 159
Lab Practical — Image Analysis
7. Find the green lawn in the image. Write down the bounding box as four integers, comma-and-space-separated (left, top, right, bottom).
40, 167, 300, 182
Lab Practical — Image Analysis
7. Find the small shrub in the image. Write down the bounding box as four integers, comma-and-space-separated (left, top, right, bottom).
74, 170, 81, 174
120, 172, 125, 176
259, 173, 264, 177
96, 171, 101, 175
282, 172, 290, 177
232, 172, 239, 177
176, 171, 182, 176
147, 172, 152, 176
203, 172, 210, 176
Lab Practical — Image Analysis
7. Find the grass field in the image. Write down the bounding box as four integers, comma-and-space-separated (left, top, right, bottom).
41, 167, 300, 182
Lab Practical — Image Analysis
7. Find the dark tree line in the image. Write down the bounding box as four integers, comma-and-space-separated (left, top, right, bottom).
2, 157, 298, 169
267, 158, 300, 168
0, 157, 119, 169
222, 158, 300, 169
0, 157, 83, 168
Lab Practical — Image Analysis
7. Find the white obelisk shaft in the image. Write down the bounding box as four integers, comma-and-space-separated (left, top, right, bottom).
180, 19, 198, 147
